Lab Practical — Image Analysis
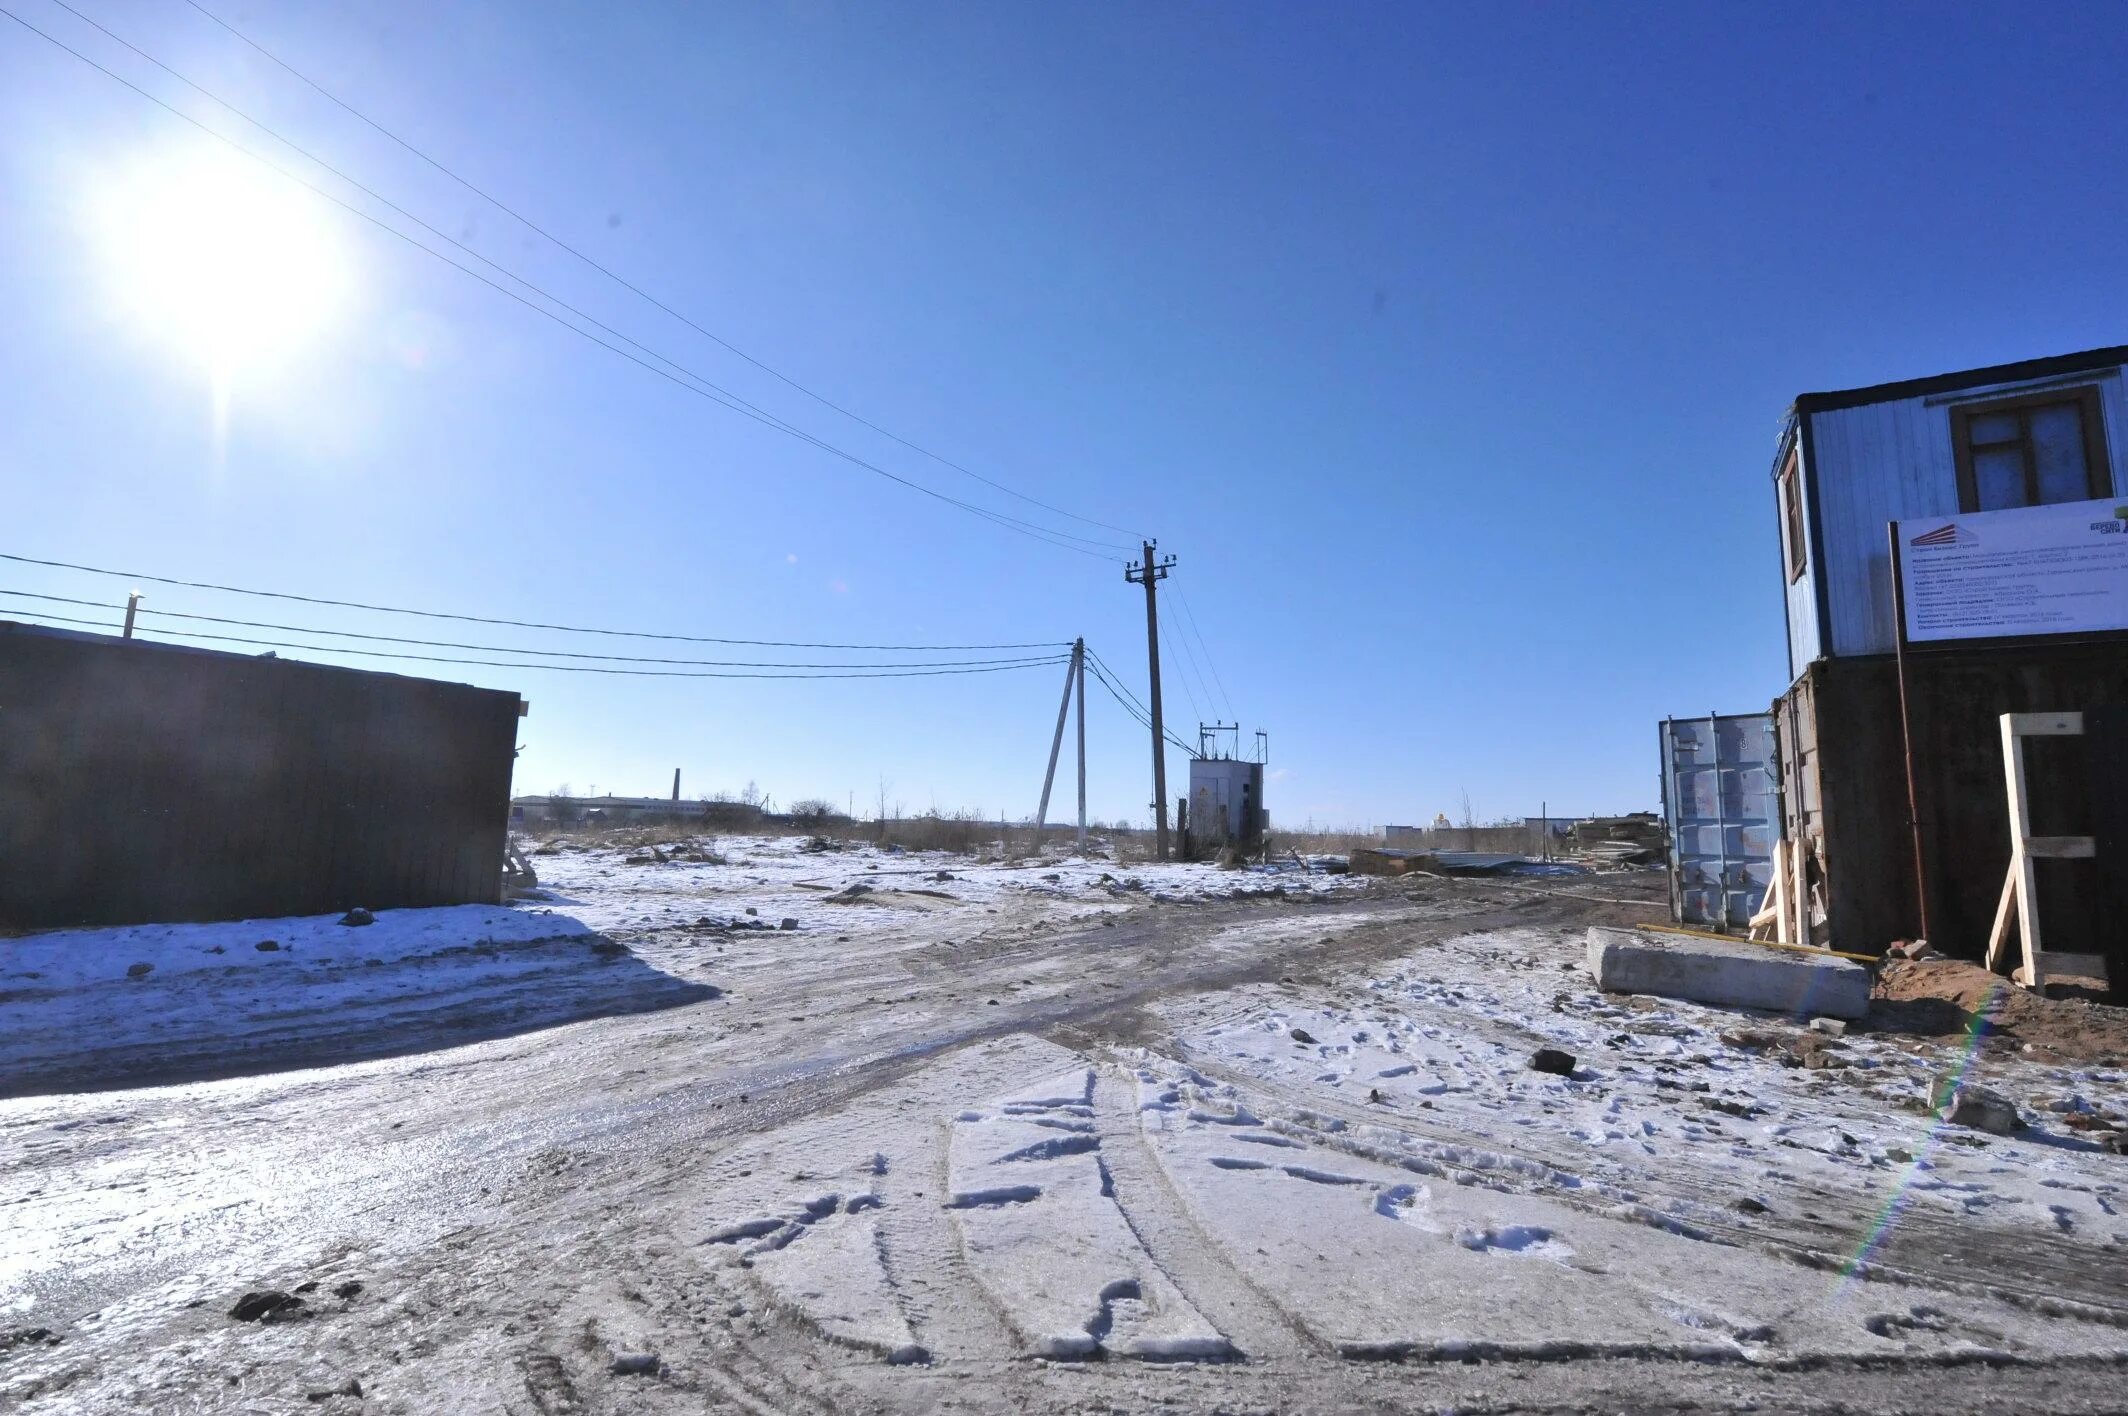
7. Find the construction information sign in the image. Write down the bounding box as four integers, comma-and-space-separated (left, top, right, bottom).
1898, 496, 2128, 643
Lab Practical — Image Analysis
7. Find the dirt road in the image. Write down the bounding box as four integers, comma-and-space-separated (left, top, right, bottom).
6, 857, 2126, 1414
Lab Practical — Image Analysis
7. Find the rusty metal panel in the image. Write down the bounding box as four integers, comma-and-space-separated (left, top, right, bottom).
0, 621, 519, 931
1660, 713, 1777, 929
1776, 647, 2128, 980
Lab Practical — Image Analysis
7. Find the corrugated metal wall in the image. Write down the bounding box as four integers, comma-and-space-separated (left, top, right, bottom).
1659, 713, 1777, 929
1804, 369, 2128, 660
0, 623, 521, 930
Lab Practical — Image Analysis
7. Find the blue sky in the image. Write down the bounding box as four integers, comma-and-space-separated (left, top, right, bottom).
4, 2, 2125, 828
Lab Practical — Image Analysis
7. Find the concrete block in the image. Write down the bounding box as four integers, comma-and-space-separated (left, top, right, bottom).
1585, 927, 1871, 1021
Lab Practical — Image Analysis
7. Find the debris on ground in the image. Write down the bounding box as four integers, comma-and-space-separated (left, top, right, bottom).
1530, 1046, 1577, 1076
1931, 1075, 2024, 1135
338, 908, 375, 927
228, 1290, 307, 1323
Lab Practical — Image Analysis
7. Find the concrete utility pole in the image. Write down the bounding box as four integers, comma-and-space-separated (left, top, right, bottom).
1125, 541, 1178, 860
672, 768, 682, 803
1074, 638, 1087, 853
1032, 639, 1085, 852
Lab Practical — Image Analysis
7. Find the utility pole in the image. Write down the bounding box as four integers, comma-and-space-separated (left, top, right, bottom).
1074, 640, 1087, 853
121, 591, 141, 640
1124, 541, 1177, 859
1031, 639, 1085, 853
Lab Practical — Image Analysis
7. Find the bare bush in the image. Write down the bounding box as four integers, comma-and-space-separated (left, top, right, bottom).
876, 810, 997, 857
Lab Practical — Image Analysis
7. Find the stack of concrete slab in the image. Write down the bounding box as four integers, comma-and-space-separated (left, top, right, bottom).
1586, 926, 1870, 1021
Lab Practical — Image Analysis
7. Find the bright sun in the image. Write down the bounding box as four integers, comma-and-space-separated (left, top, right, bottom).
93, 146, 351, 381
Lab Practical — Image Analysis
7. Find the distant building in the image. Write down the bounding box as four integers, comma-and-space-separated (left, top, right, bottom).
513, 795, 711, 824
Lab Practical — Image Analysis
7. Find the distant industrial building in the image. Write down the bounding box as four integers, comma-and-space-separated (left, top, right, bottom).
513, 795, 713, 825
0, 621, 524, 930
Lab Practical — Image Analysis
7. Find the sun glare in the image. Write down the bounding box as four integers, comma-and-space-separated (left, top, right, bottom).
93, 147, 351, 382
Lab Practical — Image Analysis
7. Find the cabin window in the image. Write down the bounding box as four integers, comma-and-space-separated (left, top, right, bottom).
1779, 452, 1807, 583
1951, 386, 2111, 512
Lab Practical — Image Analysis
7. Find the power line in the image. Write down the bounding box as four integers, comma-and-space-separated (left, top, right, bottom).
1083, 645, 1151, 719
1084, 655, 1152, 729
1160, 619, 1204, 724
180, 0, 1149, 546
1172, 587, 1234, 718
39, 0, 1125, 562
1162, 614, 1216, 726
0, 589, 1061, 669
3, 608, 1069, 680
1083, 653, 1194, 756
0, 552, 1067, 651
1, 7, 1129, 560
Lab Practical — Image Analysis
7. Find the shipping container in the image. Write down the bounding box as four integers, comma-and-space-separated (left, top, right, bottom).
1658, 713, 1778, 929
1774, 645, 2128, 983
0, 621, 524, 931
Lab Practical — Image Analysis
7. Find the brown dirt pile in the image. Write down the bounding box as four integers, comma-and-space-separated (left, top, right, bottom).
1873, 957, 2128, 1066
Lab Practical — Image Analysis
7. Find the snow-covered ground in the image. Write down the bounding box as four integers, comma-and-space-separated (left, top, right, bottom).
5, 851, 2126, 1414
524, 830, 1357, 937
1171, 925, 2128, 1253
0, 905, 599, 1095
2, 835, 1352, 1095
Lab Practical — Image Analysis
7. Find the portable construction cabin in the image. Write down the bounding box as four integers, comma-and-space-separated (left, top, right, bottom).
1769, 345, 2128, 978
0, 621, 525, 931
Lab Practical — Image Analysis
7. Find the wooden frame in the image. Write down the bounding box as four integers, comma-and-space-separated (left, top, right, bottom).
1949, 385, 2111, 514
1747, 839, 1793, 943
1985, 711, 2108, 992
1779, 450, 1807, 584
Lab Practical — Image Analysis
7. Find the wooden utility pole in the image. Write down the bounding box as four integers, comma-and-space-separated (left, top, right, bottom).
121, 592, 141, 640
1125, 541, 1177, 860
1032, 640, 1085, 852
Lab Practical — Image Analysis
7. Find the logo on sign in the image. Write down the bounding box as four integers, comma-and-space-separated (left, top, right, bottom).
1909, 523, 1970, 548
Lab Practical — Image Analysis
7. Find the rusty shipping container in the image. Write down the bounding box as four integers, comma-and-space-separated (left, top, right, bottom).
0, 621, 524, 931
1775, 643, 2128, 985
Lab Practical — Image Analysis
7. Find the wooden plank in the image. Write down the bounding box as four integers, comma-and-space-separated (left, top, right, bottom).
2093, 703, 2128, 996
2002, 714, 2045, 988
1748, 841, 1788, 941
2006, 711, 2084, 737
1985, 865, 2017, 972
2023, 835, 2097, 860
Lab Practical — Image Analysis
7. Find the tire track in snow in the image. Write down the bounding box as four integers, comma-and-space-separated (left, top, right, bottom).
1087, 1062, 1326, 1362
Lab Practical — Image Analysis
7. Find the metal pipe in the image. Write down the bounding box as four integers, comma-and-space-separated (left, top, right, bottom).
1888, 525, 1933, 944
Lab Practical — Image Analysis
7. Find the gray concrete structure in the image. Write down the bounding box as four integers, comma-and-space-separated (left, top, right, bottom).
1585, 926, 1871, 1021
